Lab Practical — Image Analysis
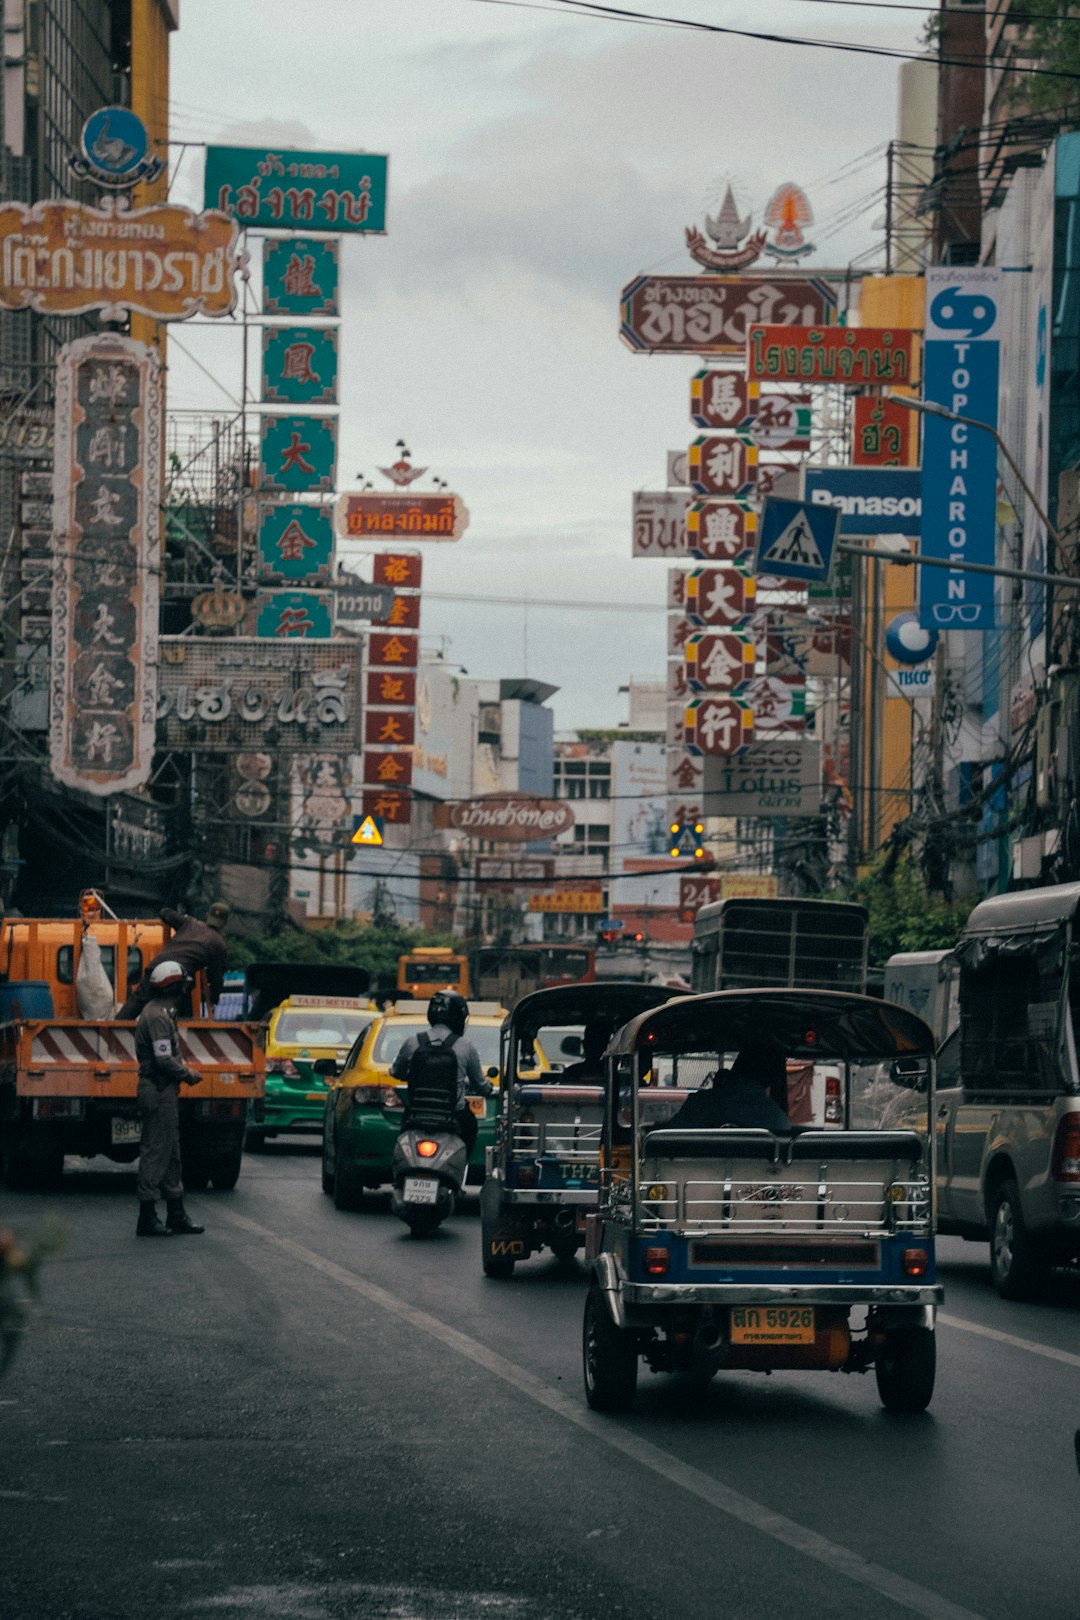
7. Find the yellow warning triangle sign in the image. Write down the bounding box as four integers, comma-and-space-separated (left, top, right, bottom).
352, 815, 384, 847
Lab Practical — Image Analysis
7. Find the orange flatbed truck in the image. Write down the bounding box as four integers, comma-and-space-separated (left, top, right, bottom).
0, 908, 265, 1192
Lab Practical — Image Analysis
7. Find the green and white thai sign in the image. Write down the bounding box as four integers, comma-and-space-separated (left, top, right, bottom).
205, 146, 388, 233
261, 325, 338, 406
262, 237, 339, 316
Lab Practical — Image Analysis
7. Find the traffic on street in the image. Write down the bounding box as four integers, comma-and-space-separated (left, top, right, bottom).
3, 1146, 1078, 1620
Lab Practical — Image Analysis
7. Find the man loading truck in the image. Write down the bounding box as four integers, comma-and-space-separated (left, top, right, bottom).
117, 902, 230, 1020
135, 960, 206, 1238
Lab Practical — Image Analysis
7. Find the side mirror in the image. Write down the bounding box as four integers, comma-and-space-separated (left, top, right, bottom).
312, 1057, 339, 1077
486, 1066, 499, 1080
890, 1056, 929, 1090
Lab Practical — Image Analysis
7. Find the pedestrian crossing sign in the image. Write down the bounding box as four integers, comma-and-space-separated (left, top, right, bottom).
754, 496, 840, 583
352, 815, 384, 846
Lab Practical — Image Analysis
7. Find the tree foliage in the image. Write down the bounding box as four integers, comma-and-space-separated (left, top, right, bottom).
225, 921, 462, 997
849, 854, 973, 968
1014, 4, 1080, 119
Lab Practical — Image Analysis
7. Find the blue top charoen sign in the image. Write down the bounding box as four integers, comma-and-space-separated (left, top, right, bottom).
803, 467, 922, 537
70, 107, 165, 189
205, 147, 388, 233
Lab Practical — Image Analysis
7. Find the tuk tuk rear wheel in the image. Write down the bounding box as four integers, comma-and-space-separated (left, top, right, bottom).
583, 1284, 637, 1412
875, 1328, 935, 1413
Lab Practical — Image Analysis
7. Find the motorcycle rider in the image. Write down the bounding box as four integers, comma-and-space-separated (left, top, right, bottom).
390, 991, 493, 1161
134, 960, 206, 1238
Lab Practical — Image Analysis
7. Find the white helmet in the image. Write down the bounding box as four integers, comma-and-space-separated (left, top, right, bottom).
149, 959, 187, 992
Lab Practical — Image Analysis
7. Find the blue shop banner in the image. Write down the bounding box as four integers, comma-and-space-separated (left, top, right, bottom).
919, 267, 1002, 631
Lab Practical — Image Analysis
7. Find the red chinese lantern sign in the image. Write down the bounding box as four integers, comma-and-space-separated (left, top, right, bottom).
686, 500, 755, 561
685, 566, 756, 625
684, 696, 754, 756
374, 552, 422, 589
366, 669, 416, 707
361, 790, 411, 825
365, 710, 416, 748
688, 436, 757, 496
362, 749, 413, 787
852, 395, 914, 466
685, 631, 756, 693
368, 632, 418, 668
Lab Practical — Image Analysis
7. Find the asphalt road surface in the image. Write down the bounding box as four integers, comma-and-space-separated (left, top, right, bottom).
3, 1143, 1079, 1620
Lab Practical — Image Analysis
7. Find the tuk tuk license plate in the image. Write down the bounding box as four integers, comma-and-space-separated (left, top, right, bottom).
403, 1178, 439, 1205
730, 1306, 815, 1345
111, 1119, 141, 1145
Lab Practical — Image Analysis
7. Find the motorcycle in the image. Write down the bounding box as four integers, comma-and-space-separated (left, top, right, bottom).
390, 1085, 468, 1238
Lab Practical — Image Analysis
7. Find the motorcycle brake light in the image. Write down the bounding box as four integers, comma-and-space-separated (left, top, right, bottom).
416, 1139, 440, 1158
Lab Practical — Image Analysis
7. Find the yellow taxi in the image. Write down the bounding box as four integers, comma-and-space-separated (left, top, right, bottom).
249, 995, 375, 1149
320, 1000, 509, 1210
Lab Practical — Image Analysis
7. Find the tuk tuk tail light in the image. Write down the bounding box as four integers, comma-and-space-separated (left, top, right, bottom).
516, 1165, 537, 1188
887, 1182, 907, 1204
416, 1139, 440, 1159
644, 1246, 670, 1276
902, 1248, 929, 1277
1051, 1114, 1080, 1183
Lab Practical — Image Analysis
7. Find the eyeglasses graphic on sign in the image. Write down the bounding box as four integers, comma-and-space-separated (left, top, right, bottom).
928, 603, 984, 625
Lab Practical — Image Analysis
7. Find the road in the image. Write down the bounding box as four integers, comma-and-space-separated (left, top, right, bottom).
3, 1143, 1079, 1620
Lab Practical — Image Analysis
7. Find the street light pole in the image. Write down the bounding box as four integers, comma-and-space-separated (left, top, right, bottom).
887, 393, 1062, 551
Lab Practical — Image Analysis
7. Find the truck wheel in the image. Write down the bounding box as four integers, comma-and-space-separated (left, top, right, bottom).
210, 1152, 242, 1192
990, 1178, 1050, 1301
875, 1328, 936, 1413
583, 1284, 637, 1412
332, 1152, 364, 1212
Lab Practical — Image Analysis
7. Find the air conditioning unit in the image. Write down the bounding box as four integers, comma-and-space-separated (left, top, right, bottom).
1036, 670, 1080, 812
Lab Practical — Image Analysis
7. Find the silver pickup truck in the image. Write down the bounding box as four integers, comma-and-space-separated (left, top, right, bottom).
930, 885, 1080, 1298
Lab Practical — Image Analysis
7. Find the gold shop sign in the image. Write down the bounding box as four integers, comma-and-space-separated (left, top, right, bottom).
0, 197, 242, 321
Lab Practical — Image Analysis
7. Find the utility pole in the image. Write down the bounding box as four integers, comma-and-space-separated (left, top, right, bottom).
884, 140, 894, 276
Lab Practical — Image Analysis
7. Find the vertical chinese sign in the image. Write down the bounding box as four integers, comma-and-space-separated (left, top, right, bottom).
50, 334, 161, 795
363, 587, 419, 826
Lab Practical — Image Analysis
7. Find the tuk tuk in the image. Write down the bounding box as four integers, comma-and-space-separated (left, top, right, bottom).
583, 989, 940, 1413
480, 983, 679, 1278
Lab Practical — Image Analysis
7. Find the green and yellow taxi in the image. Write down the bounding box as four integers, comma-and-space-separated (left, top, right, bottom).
320, 1000, 508, 1209
248, 995, 375, 1149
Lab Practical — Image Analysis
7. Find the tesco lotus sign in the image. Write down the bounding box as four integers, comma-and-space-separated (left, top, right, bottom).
443, 794, 575, 841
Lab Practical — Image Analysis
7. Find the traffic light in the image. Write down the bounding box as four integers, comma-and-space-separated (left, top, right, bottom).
669, 820, 706, 859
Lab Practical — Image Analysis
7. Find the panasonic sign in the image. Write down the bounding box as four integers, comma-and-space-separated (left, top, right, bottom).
802, 468, 922, 537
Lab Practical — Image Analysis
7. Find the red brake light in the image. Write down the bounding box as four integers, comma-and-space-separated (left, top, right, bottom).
902, 1248, 929, 1277
644, 1246, 670, 1276
1051, 1114, 1080, 1182
416, 1139, 439, 1158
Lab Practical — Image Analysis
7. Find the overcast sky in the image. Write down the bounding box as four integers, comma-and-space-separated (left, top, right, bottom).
168, 0, 932, 731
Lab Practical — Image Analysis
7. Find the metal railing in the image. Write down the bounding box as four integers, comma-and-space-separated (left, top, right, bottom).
511, 1120, 603, 1161
635, 1173, 931, 1235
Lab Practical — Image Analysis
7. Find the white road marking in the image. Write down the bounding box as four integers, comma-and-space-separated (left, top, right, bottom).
221, 1210, 984, 1620
940, 1311, 1080, 1370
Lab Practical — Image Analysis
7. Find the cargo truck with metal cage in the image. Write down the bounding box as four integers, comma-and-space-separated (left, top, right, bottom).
480, 983, 679, 1277
690, 897, 869, 995
581, 989, 940, 1414
0, 897, 264, 1191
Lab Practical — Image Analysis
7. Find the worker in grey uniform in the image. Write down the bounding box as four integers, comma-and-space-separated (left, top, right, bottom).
135, 959, 206, 1238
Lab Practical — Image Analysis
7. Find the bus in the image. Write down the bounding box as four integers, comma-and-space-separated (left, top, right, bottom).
397, 947, 470, 999
690, 896, 869, 995
470, 943, 596, 1009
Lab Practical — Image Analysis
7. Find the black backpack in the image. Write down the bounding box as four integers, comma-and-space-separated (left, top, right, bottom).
405, 1032, 460, 1124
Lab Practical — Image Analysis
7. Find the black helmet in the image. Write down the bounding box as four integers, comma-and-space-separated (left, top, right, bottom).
428, 990, 468, 1036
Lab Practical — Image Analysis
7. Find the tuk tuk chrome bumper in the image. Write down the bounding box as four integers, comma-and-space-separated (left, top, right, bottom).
497, 1187, 597, 1206
621, 1281, 943, 1306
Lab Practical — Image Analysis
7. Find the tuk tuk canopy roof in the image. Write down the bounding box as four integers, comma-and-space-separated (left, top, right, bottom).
606, 989, 935, 1063
504, 981, 678, 1039
962, 882, 1080, 937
